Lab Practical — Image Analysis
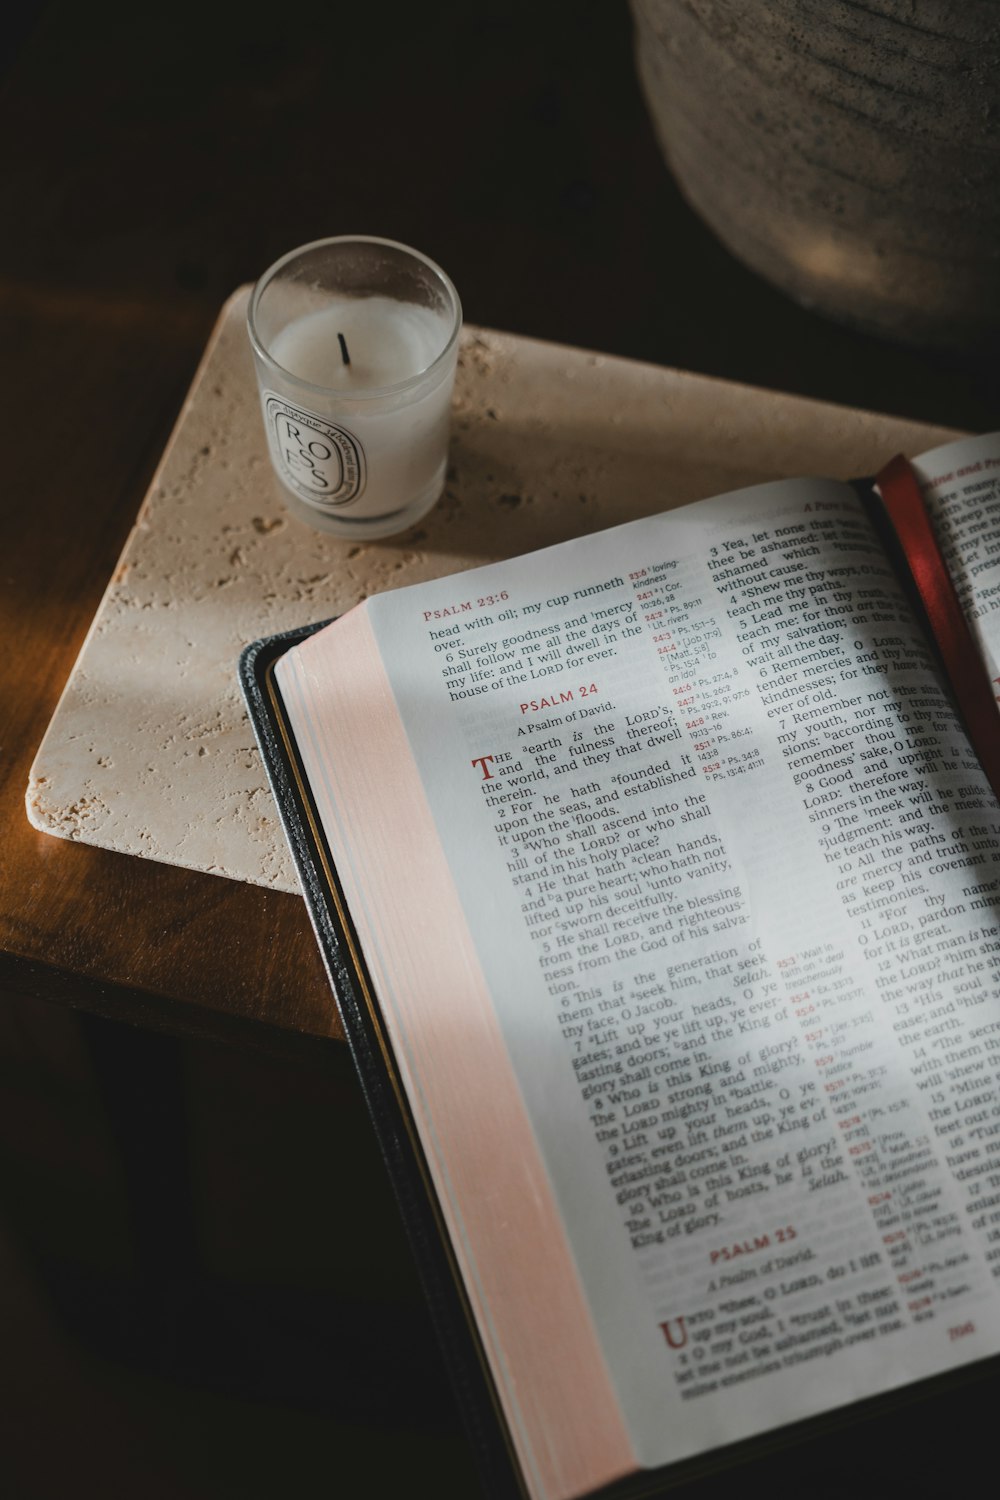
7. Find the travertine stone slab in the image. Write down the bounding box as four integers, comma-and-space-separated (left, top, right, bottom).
26, 289, 956, 892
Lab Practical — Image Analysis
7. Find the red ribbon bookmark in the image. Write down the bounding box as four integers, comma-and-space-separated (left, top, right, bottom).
876, 453, 1000, 805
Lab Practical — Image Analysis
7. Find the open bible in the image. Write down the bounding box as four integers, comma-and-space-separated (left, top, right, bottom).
241, 430, 1000, 1500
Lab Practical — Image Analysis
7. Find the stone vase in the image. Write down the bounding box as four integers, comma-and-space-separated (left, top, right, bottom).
632, 0, 1000, 348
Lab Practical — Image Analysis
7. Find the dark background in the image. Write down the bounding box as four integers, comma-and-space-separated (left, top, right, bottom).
4, 1, 997, 424
0, 3, 997, 1497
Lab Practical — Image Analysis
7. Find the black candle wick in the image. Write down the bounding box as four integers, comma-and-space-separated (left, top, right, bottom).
338, 332, 351, 366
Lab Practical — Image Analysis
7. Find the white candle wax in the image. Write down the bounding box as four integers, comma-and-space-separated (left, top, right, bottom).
271, 298, 446, 390
260, 298, 455, 533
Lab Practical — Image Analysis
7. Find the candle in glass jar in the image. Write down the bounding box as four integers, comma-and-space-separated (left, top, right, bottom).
248, 239, 461, 538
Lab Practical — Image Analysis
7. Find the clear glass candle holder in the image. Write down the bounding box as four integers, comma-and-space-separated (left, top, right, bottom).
247, 236, 462, 539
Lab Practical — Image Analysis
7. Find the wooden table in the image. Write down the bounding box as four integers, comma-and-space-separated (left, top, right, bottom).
2, 5, 999, 1496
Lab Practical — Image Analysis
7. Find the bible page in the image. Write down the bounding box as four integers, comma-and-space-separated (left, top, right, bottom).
282, 475, 1000, 1478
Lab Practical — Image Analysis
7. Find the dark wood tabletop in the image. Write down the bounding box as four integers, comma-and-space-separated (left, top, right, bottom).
1, 1, 996, 1058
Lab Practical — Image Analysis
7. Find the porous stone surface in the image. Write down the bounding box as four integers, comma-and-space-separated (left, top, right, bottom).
26, 288, 955, 892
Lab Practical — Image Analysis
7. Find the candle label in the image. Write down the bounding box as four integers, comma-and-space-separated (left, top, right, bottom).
263, 394, 366, 508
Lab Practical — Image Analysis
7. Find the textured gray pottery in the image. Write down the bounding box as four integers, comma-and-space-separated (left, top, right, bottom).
632, 0, 1000, 348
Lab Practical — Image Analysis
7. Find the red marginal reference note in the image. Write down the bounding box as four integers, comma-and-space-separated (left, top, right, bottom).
244, 431, 1000, 1500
